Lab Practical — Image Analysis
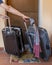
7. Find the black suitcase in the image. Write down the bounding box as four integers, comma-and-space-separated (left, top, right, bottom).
12, 26, 25, 52
38, 27, 51, 61
2, 15, 24, 57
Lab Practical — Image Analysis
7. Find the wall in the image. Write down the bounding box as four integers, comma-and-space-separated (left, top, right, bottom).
0, 0, 5, 47
39, 0, 52, 47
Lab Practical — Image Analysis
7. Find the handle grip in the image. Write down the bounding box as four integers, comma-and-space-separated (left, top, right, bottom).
0, 14, 11, 32
24, 22, 28, 32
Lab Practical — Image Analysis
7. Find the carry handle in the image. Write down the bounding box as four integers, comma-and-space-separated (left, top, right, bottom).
0, 14, 11, 32
24, 18, 35, 32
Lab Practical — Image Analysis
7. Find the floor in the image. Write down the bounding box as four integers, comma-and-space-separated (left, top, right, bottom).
0, 49, 52, 65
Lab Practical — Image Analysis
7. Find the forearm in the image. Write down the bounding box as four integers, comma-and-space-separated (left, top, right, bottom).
0, 3, 25, 17
7, 6, 25, 18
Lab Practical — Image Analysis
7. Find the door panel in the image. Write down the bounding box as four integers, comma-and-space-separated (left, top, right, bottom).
7, 0, 38, 12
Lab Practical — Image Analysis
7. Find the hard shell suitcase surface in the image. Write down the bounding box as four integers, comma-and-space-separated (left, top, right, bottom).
38, 27, 51, 61
1, 15, 24, 57
2, 28, 21, 57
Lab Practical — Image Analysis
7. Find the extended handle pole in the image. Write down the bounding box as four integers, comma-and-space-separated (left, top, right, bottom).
24, 22, 28, 32
0, 14, 12, 32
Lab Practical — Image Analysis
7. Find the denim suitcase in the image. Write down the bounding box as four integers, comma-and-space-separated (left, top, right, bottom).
39, 27, 51, 61
24, 18, 35, 53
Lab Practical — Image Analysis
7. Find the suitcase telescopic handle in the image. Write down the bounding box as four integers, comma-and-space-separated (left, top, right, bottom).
24, 22, 28, 32
24, 18, 35, 32
0, 14, 11, 32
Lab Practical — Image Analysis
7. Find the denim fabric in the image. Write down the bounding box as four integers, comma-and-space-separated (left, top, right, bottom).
0, 0, 3, 4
